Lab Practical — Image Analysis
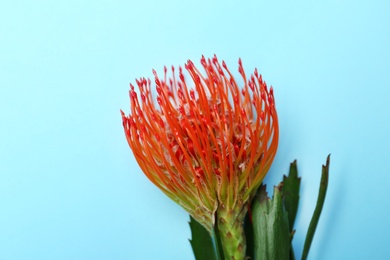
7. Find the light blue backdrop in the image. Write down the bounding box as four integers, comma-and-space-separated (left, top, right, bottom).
1, 0, 389, 259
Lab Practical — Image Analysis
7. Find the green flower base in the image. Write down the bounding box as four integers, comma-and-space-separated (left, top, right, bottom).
190, 155, 330, 260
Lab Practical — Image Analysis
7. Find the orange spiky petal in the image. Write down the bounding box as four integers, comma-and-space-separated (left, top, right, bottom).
121, 55, 279, 231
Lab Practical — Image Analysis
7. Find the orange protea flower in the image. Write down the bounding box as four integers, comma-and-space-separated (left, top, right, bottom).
121, 55, 278, 259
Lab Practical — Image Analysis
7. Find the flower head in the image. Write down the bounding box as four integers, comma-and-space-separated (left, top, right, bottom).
121, 55, 278, 231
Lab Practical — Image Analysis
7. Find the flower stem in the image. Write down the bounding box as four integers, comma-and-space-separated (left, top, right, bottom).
216, 206, 247, 260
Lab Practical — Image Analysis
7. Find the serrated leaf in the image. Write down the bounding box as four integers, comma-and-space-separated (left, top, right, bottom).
212, 212, 225, 260
252, 184, 290, 260
283, 160, 301, 232
244, 209, 254, 260
267, 184, 290, 260
189, 216, 217, 260
283, 160, 301, 260
301, 155, 330, 260
252, 185, 270, 260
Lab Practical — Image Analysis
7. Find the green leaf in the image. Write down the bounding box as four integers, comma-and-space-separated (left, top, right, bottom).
283, 160, 301, 260
212, 212, 225, 260
252, 184, 290, 260
283, 160, 301, 232
189, 216, 217, 260
301, 155, 330, 260
252, 185, 270, 260
244, 209, 254, 260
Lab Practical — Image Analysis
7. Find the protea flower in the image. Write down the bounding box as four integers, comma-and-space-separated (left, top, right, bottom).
121, 55, 278, 259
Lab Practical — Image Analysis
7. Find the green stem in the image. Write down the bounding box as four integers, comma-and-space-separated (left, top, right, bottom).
216, 206, 247, 260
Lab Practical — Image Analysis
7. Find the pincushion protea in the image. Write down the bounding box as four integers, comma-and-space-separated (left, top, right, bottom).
121, 55, 278, 259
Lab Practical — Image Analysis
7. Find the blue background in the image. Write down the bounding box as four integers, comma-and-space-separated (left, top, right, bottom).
1, 1, 389, 259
